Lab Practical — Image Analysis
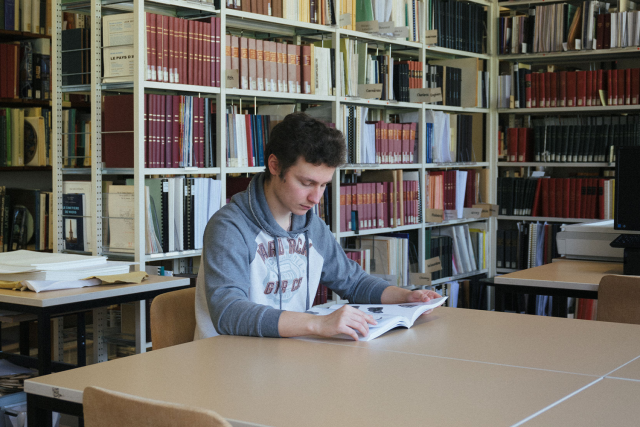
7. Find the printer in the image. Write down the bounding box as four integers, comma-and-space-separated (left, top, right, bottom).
556, 220, 640, 262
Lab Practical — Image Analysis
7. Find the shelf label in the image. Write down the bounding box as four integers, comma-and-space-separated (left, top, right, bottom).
410, 88, 433, 103
379, 21, 394, 32
393, 26, 410, 39
426, 256, 442, 273
339, 13, 351, 27
473, 203, 499, 217
410, 273, 432, 287
463, 208, 483, 219
425, 29, 438, 45
359, 84, 383, 99
425, 208, 444, 223
430, 87, 443, 103
356, 20, 379, 33
226, 69, 239, 88
444, 210, 457, 221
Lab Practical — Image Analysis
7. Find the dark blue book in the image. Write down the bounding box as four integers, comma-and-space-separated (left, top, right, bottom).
62, 193, 86, 251
256, 115, 265, 167
4, 0, 14, 31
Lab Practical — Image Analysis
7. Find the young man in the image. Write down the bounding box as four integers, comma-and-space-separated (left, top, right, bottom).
195, 112, 440, 341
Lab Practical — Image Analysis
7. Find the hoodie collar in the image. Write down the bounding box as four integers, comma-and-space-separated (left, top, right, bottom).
241, 172, 313, 238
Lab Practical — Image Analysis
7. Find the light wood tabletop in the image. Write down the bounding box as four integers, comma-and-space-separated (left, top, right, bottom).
25, 307, 640, 427
494, 259, 624, 292
0, 275, 190, 307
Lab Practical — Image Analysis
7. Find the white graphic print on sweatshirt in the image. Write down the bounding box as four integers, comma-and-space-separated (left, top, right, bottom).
250, 230, 323, 310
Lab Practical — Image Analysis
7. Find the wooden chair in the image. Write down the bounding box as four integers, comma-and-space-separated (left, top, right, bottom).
597, 275, 640, 324
150, 287, 196, 351
83, 386, 231, 427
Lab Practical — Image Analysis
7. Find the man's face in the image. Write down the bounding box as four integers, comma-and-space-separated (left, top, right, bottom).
272, 157, 335, 216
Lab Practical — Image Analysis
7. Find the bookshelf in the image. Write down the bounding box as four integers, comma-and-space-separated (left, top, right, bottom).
495, 0, 633, 319
49, 0, 498, 354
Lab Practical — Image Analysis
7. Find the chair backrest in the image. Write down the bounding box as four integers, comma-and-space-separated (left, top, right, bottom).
597, 275, 640, 324
150, 287, 196, 351
83, 386, 231, 427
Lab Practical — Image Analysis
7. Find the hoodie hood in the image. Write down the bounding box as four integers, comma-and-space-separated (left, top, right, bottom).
232, 172, 314, 239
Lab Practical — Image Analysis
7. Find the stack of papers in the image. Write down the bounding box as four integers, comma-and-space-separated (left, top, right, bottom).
0, 251, 132, 283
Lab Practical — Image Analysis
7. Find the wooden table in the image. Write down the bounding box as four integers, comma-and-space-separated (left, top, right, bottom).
0, 275, 190, 375
487, 259, 624, 317
24, 307, 640, 427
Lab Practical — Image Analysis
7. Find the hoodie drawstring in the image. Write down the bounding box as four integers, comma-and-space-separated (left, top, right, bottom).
305, 231, 310, 311
274, 237, 283, 310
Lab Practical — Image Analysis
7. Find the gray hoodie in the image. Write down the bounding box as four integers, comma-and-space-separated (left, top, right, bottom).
194, 172, 390, 339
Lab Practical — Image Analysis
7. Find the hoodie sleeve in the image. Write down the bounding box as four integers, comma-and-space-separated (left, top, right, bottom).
315, 222, 391, 303
202, 216, 283, 337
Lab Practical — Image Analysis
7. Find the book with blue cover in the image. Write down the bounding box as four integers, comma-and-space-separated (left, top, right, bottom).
62, 193, 86, 252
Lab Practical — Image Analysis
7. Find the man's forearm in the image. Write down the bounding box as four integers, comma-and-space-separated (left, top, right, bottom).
380, 286, 414, 304
278, 311, 319, 337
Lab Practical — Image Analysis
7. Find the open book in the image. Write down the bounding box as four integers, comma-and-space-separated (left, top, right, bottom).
306, 297, 448, 341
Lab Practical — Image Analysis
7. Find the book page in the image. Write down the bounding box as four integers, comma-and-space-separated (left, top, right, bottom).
107, 186, 135, 253
330, 297, 448, 324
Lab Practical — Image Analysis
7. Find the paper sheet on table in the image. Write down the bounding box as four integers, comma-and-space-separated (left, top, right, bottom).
0, 360, 34, 376
83, 271, 148, 284
23, 279, 102, 293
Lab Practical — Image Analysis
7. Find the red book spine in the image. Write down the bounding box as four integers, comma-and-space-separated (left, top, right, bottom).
563, 179, 570, 218
160, 95, 166, 168
165, 95, 172, 168
569, 179, 576, 218
525, 73, 532, 108
625, 68, 631, 105
152, 94, 158, 168
576, 71, 587, 107
566, 71, 576, 107
197, 21, 203, 87
167, 17, 174, 83
549, 178, 557, 217
559, 71, 567, 107
633, 68, 640, 105
575, 179, 582, 219
182, 19, 188, 86
173, 96, 180, 168
544, 72, 551, 107
206, 20, 212, 88
612, 69, 618, 105
541, 178, 549, 217
215, 17, 221, 87
508, 128, 518, 162
531, 179, 542, 216
539, 73, 546, 108
555, 178, 563, 218
146, 13, 152, 81
604, 14, 611, 49
550, 72, 557, 107
517, 127, 527, 162
596, 14, 605, 49
617, 69, 625, 106
144, 94, 149, 167
155, 15, 163, 83
581, 179, 589, 218
591, 69, 597, 106
162, 15, 169, 83
199, 98, 205, 167
598, 179, 605, 220
188, 21, 195, 85
586, 70, 593, 107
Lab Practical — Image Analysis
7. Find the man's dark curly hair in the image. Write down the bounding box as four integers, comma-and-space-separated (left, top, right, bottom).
264, 112, 346, 180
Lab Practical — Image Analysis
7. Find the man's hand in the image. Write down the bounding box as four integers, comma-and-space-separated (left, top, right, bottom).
405, 289, 442, 303
278, 307, 377, 341
310, 306, 377, 341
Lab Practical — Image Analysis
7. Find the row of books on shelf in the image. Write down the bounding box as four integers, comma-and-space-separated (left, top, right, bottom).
426, 169, 485, 215
500, 64, 640, 109
62, 108, 89, 168
144, 13, 221, 87
339, 170, 419, 232
0, 38, 50, 100
226, 35, 333, 96
227, 0, 335, 25
428, 0, 486, 54
0, 0, 51, 34
499, 115, 640, 163
225, 110, 281, 168
496, 222, 561, 271
497, 176, 615, 220
0, 187, 53, 252
342, 108, 417, 165
360, 233, 412, 287
144, 95, 214, 169
422, 110, 482, 163
500, 2, 640, 55
85, 178, 223, 255
1, 107, 50, 167
426, 224, 486, 279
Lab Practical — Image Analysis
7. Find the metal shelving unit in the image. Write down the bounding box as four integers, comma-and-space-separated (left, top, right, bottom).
52, 0, 499, 345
